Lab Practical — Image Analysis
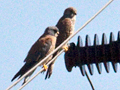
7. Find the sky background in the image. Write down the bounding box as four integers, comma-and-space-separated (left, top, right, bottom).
0, 0, 120, 90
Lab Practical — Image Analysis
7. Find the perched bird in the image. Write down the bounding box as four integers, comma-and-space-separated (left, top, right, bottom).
11, 26, 59, 84
45, 7, 77, 79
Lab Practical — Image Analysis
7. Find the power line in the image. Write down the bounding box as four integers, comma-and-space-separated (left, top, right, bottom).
6, 0, 113, 89
18, 50, 64, 90
85, 70, 95, 90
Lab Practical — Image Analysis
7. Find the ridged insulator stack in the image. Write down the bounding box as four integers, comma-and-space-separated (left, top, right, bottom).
64, 31, 120, 76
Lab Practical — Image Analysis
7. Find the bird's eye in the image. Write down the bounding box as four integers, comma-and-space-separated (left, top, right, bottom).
54, 30, 57, 33
70, 10, 73, 13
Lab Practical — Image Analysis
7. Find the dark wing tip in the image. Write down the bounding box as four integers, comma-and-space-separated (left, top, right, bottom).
11, 71, 21, 82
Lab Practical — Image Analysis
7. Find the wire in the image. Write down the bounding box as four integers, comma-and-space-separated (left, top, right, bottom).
85, 70, 95, 90
6, 0, 113, 89
18, 50, 64, 90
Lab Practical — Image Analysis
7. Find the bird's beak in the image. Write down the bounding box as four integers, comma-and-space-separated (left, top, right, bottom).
55, 31, 59, 37
57, 32, 59, 35
74, 13, 77, 15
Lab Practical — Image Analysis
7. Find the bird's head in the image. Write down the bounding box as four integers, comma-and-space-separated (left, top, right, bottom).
45, 26, 59, 37
63, 7, 77, 18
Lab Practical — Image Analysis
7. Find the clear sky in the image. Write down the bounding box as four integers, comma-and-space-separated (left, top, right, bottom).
0, 0, 120, 90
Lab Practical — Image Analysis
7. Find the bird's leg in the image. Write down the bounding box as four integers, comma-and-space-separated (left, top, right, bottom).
62, 45, 69, 52
43, 64, 48, 71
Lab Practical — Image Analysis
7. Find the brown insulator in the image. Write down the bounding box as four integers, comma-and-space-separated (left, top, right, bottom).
64, 31, 120, 75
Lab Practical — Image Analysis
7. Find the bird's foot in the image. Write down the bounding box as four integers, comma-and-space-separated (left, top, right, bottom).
43, 64, 48, 71
62, 45, 68, 52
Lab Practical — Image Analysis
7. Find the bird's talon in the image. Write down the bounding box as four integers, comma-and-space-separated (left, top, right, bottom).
43, 64, 48, 71
63, 46, 68, 52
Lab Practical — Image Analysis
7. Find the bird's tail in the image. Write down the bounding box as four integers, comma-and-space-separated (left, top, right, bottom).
11, 62, 36, 82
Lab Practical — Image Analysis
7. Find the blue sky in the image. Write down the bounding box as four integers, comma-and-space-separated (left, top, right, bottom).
0, 0, 120, 90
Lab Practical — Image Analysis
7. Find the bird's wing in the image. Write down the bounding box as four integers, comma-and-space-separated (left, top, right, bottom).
24, 36, 53, 63
11, 36, 53, 81
56, 18, 73, 47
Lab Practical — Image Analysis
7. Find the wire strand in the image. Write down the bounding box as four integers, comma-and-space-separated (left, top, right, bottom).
85, 70, 95, 90
6, 0, 113, 89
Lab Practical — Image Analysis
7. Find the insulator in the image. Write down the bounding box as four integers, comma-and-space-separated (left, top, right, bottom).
85, 35, 94, 75
77, 36, 85, 76
110, 32, 118, 72
117, 31, 120, 62
102, 33, 110, 73
64, 43, 76, 72
64, 31, 120, 75
94, 34, 102, 74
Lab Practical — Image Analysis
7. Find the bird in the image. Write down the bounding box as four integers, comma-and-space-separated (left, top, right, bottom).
11, 26, 59, 84
45, 7, 77, 79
